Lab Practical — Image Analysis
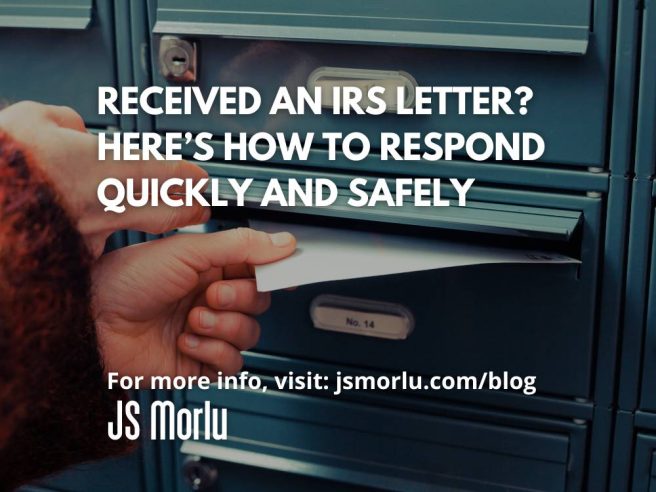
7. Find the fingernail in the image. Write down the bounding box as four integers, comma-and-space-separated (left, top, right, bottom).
185, 334, 200, 348
217, 284, 236, 307
200, 310, 216, 329
270, 232, 294, 247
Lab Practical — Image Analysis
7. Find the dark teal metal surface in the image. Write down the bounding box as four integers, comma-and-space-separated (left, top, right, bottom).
632, 434, 656, 491
634, 0, 656, 178
188, 139, 611, 193
616, 0, 656, 414
616, 180, 652, 412
609, 410, 635, 490
0, 0, 117, 126
175, 386, 586, 491
0, 0, 92, 29
34, 451, 144, 492
154, 0, 591, 54
639, 194, 656, 413
199, 163, 584, 240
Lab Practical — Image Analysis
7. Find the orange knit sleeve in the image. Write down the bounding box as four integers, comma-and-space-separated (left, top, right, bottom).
0, 132, 130, 491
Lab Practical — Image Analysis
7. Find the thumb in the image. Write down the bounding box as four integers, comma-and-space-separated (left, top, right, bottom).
159, 227, 296, 272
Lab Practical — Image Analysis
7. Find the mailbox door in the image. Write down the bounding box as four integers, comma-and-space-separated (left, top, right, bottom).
174, 169, 600, 402
639, 196, 656, 412
632, 434, 656, 491
147, 0, 612, 169
176, 387, 587, 491
18, 450, 144, 492
636, 1, 656, 411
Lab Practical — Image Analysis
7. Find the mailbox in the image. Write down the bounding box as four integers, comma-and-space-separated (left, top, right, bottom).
177, 173, 598, 402
636, 1, 656, 415
19, 450, 144, 492
146, 0, 614, 169
631, 434, 656, 491
174, 386, 587, 491
0, 0, 117, 127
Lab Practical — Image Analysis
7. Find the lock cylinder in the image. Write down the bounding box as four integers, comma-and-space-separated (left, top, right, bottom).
159, 36, 197, 83
182, 455, 218, 491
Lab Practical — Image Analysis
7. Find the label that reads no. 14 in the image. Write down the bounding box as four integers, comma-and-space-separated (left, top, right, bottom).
310, 295, 414, 340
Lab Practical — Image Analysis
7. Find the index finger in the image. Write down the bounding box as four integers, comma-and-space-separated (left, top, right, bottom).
44, 104, 87, 132
157, 227, 297, 273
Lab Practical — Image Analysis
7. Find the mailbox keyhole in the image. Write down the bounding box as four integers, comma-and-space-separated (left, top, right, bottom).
159, 36, 197, 82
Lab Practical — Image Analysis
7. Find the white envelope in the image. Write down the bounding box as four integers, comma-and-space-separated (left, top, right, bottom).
250, 220, 580, 292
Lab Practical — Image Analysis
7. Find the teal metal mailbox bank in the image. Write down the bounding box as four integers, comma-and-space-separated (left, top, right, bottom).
2, 0, 650, 490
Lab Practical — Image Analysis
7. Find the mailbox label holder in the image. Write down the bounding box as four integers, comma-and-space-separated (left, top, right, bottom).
310, 294, 414, 340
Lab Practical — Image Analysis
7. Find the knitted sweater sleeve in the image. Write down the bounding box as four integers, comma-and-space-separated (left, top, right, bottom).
0, 132, 129, 491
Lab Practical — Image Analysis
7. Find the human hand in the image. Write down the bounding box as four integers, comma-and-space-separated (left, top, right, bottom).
92, 228, 296, 380
0, 101, 208, 257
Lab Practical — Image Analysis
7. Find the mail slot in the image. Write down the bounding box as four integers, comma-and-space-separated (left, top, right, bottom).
0, 0, 117, 127
147, 0, 613, 169
177, 386, 587, 491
